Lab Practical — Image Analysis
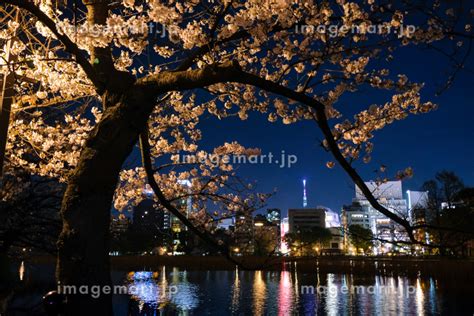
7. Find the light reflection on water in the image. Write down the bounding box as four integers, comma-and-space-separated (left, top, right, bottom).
126, 267, 199, 315
125, 267, 472, 315
252, 270, 266, 316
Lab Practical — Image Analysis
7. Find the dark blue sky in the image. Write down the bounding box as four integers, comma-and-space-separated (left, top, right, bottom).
197, 46, 474, 216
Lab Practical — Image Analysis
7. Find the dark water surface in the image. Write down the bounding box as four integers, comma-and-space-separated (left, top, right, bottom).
115, 267, 473, 315
8, 262, 474, 315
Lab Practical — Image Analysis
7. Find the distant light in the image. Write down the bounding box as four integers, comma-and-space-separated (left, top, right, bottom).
19, 261, 25, 281
178, 179, 192, 187
254, 222, 264, 227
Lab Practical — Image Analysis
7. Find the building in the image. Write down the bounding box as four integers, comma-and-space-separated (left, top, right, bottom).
323, 207, 341, 228
266, 208, 281, 225
343, 181, 410, 254
341, 202, 371, 230
288, 208, 326, 233
280, 217, 289, 254
325, 227, 344, 254
407, 190, 433, 247
217, 217, 235, 230
407, 190, 430, 222
131, 198, 171, 251
233, 211, 254, 254
132, 199, 170, 234
169, 180, 195, 254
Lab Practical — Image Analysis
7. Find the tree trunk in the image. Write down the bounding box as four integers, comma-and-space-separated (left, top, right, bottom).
56, 86, 154, 314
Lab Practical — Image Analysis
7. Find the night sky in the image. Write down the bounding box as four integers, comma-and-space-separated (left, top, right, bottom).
196, 46, 474, 216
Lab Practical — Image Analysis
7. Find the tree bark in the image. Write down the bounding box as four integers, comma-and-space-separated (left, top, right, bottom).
56, 85, 154, 314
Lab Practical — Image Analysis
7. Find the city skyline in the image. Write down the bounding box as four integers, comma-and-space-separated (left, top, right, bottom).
198, 43, 474, 214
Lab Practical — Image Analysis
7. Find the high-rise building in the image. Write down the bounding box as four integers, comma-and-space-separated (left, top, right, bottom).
344, 180, 410, 253
407, 190, 430, 221
234, 211, 254, 254
341, 202, 371, 230
131, 199, 171, 247
141, 180, 195, 254
288, 208, 326, 233
323, 207, 341, 228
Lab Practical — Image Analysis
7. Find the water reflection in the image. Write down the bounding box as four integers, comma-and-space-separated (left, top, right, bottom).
18, 260, 25, 281
230, 267, 240, 314
325, 274, 338, 316
252, 271, 266, 316
126, 268, 199, 315
169, 270, 199, 313
277, 271, 294, 316
125, 267, 471, 315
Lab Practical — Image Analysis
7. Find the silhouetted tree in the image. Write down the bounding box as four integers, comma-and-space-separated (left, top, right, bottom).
437, 188, 474, 256
285, 227, 332, 256
421, 171, 466, 255
0, 170, 62, 255
348, 225, 374, 254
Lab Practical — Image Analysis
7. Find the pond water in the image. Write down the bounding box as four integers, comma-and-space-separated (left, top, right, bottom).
114, 267, 474, 315
7, 262, 474, 315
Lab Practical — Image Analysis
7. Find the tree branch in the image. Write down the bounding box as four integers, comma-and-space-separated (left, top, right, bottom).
138, 129, 247, 269
3, 0, 103, 91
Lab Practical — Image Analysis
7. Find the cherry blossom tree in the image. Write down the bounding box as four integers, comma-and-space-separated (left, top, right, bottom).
1, 0, 472, 313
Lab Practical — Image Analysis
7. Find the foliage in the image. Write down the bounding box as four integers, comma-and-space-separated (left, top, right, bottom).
348, 224, 374, 254
421, 171, 471, 255
253, 225, 279, 256
436, 187, 474, 256
422, 170, 465, 209
285, 227, 332, 256
0, 169, 62, 255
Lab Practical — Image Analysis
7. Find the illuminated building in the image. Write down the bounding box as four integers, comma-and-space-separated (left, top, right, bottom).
266, 208, 281, 225
280, 217, 289, 254
217, 217, 235, 230
170, 179, 194, 254
328, 227, 344, 252
288, 208, 326, 233
343, 181, 410, 254
341, 202, 371, 230
322, 207, 341, 228
234, 211, 254, 254
142, 180, 195, 254
407, 190, 432, 247
131, 199, 171, 248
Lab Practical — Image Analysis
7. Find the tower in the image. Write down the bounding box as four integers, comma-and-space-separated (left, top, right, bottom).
303, 179, 308, 208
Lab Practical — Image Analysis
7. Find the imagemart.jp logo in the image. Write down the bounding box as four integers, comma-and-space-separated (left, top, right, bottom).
57, 283, 178, 299
299, 284, 418, 297
177, 150, 298, 168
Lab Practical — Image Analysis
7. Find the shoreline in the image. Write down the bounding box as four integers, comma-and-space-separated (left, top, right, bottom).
27, 255, 474, 281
